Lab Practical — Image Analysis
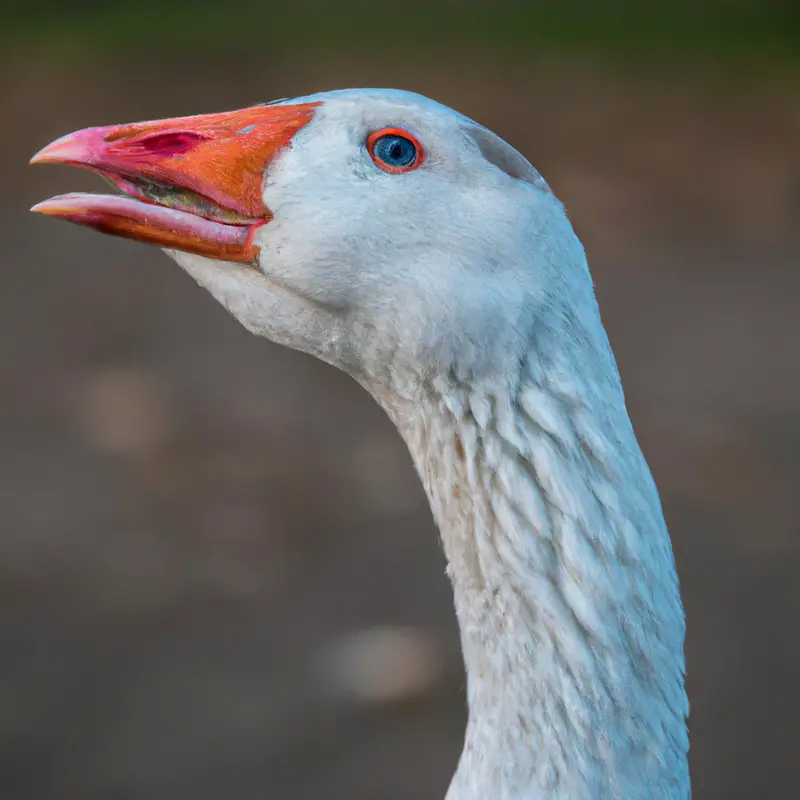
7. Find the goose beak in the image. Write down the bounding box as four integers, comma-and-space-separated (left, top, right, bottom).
30, 102, 320, 264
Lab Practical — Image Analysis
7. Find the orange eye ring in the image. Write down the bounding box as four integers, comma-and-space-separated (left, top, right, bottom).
366, 128, 424, 174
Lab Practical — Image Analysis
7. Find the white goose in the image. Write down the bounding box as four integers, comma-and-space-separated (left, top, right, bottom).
31, 89, 689, 799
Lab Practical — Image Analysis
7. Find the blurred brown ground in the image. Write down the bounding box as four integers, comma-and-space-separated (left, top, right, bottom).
1, 52, 799, 799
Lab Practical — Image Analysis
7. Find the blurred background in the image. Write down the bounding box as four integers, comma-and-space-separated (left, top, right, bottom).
2, 1, 799, 797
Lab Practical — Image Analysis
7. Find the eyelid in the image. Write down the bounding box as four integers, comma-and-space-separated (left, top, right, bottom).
366, 128, 425, 174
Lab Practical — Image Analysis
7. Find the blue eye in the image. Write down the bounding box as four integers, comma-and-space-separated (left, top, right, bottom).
373, 135, 416, 167
367, 129, 423, 173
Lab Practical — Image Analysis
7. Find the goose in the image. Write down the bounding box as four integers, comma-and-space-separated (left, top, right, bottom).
30, 89, 689, 799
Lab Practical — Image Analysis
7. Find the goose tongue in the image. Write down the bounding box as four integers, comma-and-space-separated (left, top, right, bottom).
29, 102, 321, 263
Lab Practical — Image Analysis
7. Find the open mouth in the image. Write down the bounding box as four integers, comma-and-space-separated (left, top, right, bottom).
30, 162, 268, 265
100, 171, 259, 226
32, 188, 267, 265
29, 101, 321, 264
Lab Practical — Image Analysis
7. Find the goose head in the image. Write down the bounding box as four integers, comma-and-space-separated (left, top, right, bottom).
31, 89, 587, 399
31, 89, 689, 798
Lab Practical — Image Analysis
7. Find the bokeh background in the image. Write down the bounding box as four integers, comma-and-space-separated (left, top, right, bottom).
2, 1, 799, 797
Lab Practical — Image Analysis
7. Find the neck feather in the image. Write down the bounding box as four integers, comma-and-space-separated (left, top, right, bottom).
378, 341, 689, 799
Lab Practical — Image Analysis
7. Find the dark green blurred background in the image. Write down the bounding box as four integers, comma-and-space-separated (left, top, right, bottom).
2, 2, 799, 798
4, 0, 800, 59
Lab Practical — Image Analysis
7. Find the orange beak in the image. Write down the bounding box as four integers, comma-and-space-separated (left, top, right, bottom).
30, 102, 321, 263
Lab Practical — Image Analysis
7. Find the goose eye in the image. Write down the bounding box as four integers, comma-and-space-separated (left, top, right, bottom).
367, 128, 423, 173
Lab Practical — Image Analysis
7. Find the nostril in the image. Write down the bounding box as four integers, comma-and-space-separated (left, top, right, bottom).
109, 131, 208, 156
